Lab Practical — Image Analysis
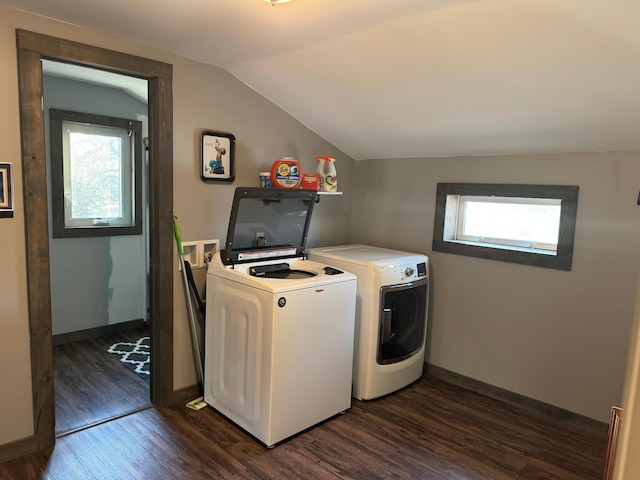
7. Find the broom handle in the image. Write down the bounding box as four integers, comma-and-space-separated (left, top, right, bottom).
173, 216, 204, 383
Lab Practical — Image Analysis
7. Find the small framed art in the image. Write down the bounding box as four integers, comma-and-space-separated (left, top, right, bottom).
201, 131, 235, 183
0, 162, 14, 219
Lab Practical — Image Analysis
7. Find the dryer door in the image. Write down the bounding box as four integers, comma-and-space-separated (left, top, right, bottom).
377, 278, 428, 365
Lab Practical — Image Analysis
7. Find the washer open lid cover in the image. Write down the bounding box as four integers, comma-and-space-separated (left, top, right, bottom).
221, 187, 318, 266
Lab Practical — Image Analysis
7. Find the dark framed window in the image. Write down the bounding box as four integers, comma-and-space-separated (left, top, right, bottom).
50, 109, 142, 238
432, 183, 579, 271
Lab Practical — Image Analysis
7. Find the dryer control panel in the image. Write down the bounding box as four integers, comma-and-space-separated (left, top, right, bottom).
377, 258, 429, 285
399, 261, 427, 280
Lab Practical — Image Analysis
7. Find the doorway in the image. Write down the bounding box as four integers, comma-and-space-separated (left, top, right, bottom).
42, 61, 152, 436
16, 30, 174, 452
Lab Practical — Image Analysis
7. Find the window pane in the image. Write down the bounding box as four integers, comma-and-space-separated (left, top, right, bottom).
462, 200, 561, 245
68, 132, 123, 220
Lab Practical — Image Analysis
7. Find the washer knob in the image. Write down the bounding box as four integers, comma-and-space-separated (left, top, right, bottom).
404, 267, 415, 277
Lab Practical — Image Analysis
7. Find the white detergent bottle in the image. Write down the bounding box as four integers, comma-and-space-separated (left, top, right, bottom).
316, 156, 327, 192
325, 156, 338, 191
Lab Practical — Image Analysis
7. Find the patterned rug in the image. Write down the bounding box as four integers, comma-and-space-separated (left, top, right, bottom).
107, 336, 150, 379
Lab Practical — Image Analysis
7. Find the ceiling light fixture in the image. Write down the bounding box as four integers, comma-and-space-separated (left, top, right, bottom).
264, 0, 293, 5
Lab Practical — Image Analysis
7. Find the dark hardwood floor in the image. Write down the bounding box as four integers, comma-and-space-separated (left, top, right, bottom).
52, 326, 151, 436
1, 374, 607, 479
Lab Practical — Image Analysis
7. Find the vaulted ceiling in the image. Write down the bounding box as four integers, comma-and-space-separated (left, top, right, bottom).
4, 0, 640, 160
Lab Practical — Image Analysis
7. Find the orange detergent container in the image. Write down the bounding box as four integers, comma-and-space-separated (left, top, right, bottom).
271, 157, 302, 188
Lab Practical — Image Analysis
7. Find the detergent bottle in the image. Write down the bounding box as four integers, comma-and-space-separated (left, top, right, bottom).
325, 156, 338, 191
271, 157, 302, 188
315, 156, 327, 192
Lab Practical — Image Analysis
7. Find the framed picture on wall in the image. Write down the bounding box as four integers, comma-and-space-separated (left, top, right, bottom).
201, 130, 235, 183
0, 162, 14, 219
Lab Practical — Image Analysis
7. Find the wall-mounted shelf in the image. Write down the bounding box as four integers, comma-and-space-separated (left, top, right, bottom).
316, 191, 343, 202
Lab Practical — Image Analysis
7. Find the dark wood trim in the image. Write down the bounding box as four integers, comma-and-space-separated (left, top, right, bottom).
0, 435, 39, 465
147, 74, 175, 407
16, 30, 172, 80
49, 109, 143, 238
16, 45, 56, 455
426, 363, 607, 430
432, 183, 579, 271
11, 29, 174, 461
52, 319, 145, 346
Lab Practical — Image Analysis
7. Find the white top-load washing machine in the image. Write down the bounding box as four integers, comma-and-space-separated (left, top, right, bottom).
308, 245, 429, 400
204, 188, 356, 448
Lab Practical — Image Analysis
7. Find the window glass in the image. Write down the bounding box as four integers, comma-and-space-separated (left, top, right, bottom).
457, 196, 561, 252
64, 123, 131, 226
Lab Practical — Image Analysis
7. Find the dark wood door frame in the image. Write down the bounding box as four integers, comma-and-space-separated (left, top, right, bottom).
14, 30, 174, 456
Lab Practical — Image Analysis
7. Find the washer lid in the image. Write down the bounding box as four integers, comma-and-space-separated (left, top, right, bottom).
222, 187, 318, 266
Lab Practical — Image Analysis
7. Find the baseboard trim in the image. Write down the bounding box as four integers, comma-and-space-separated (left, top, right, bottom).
0, 434, 39, 464
52, 319, 146, 346
172, 384, 203, 406
425, 363, 607, 430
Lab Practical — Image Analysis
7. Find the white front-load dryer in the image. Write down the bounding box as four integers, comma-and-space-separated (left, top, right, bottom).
308, 244, 429, 400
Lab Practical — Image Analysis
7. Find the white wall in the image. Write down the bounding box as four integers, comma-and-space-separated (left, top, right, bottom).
0, 9, 33, 445
351, 152, 640, 422
0, 5, 354, 448
614, 275, 640, 479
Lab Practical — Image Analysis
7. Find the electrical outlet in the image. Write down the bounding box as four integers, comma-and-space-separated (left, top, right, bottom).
255, 231, 266, 247
180, 241, 200, 271
201, 239, 220, 267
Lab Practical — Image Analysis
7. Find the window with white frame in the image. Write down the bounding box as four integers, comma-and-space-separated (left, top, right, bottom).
50, 109, 142, 238
432, 184, 579, 270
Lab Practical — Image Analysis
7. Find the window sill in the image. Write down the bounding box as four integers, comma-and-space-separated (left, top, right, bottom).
445, 240, 557, 256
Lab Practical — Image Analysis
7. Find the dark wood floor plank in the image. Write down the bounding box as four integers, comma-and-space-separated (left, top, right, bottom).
53, 327, 151, 435
0, 376, 608, 480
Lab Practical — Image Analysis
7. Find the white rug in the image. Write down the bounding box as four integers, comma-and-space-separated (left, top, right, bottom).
107, 336, 150, 378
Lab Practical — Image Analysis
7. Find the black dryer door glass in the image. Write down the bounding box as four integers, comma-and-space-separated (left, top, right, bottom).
377, 279, 428, 365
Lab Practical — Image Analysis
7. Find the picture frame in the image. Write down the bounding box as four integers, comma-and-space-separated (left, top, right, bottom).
201, 130, 235, 183
0, 162, 14, 219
